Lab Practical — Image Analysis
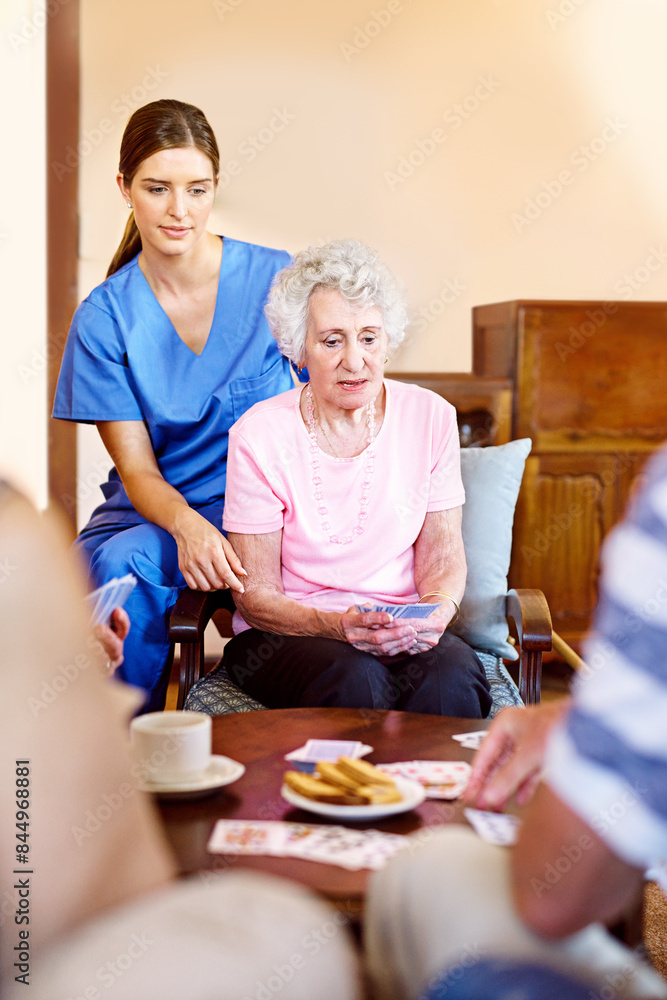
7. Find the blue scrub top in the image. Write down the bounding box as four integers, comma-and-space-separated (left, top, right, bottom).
53, 237, 295, 525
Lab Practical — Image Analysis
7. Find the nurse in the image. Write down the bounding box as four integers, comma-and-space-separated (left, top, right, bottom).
53, 98, 298, 710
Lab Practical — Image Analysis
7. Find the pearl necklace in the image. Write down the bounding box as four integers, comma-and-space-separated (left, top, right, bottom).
305, 383, 376, 545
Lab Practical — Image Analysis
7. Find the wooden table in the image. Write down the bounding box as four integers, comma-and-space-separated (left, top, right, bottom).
157, 708, 487, 909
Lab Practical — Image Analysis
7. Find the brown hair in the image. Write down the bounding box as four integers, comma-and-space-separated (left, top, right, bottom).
107, 99, 220, 278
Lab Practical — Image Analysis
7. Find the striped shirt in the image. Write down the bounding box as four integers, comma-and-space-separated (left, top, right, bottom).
545, 447, 667, 890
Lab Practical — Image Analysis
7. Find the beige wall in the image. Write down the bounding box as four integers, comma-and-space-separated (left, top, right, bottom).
74, 0, 667, 526
1, 0, 47, 507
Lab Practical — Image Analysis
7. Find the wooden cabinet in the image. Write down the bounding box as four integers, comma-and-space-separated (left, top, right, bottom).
472, 299, 667, 648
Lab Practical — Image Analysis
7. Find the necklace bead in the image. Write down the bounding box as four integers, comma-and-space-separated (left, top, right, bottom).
305, 383, 377, 545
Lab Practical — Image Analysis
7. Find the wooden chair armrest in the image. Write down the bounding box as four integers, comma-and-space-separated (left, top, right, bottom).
506, 588, 552, 705
168, 589, 230, 709
169, 589, 230, 642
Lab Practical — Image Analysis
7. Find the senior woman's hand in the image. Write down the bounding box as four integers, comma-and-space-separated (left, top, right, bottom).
399, 608, 450, 654
340, 607, 419, 657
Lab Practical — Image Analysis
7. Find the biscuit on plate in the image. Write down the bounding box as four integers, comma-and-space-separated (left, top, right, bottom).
335, 756, 397, 787
283, 770, 366, 804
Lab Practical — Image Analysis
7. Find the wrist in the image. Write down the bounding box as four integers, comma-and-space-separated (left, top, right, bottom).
418, 590, 461, 625
170, 503, 198, 538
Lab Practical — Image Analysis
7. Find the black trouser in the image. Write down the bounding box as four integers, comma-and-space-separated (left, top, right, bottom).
222, 629, 492, 718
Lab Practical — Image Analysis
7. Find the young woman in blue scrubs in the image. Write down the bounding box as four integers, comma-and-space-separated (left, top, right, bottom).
53, 99, 297, 710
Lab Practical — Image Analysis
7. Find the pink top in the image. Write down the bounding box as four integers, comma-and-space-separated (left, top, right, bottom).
223, 379, 465, 633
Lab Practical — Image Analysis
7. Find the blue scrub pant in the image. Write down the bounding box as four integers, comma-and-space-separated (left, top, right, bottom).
75, 503, 228, 712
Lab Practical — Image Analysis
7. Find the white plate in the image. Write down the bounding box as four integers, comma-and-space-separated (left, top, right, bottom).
280, 775, 426, 820
139, 755, 245, 800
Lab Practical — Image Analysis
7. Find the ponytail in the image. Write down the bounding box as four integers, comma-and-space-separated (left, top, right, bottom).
105, 99, 220, 280
107, 212, 142, 278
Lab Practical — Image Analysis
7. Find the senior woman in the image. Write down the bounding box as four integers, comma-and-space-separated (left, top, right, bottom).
218, 239, 491, 717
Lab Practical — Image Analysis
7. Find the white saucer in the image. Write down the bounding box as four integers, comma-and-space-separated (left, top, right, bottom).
281, 775, 426, 820
139, 755, 245, 800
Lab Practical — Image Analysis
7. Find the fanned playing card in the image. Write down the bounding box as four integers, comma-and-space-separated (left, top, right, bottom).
85, 574, 137, 626
283, 824, 406, 871
354, 602, 441, 618
207, 819, 406, 870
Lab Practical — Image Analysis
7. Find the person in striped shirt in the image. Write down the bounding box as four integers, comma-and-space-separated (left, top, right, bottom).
365, 446, 667, 1000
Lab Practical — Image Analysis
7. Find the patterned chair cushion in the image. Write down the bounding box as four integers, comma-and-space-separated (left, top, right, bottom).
184, 649, 523, 718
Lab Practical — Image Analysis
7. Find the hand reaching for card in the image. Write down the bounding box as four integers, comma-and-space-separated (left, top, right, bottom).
462, 700, 571, 812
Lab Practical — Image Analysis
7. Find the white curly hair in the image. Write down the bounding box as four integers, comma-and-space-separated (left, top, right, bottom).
265, 238, 408, 365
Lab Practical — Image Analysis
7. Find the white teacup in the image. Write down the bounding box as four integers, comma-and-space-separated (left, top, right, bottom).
130, 710, 212, 785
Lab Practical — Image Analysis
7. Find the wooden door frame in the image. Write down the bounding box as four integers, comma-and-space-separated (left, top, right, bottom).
46, 0, 79, 534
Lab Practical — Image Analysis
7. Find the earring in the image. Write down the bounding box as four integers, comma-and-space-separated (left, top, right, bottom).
384, 356, 389, 363
127, 202, 132, 209
296, 365, 304, 375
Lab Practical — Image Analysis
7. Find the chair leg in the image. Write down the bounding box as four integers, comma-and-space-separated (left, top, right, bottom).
177, 639, 204, 710
506, 589, 551, 706
519, 647, 542, 705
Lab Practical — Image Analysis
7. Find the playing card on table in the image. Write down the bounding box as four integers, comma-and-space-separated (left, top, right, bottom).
355, 602, 441, 619
378, 761, 471, 799
283, 824, 407, 871
207, 820, 406, 871
284, 740, 373, 771
464, 808, 521, 846
452, 731, 488, 751
207, 820, 301, 856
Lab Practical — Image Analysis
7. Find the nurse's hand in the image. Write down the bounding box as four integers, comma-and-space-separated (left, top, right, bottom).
339, 606, 418, 657
173, 508, 247, 592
